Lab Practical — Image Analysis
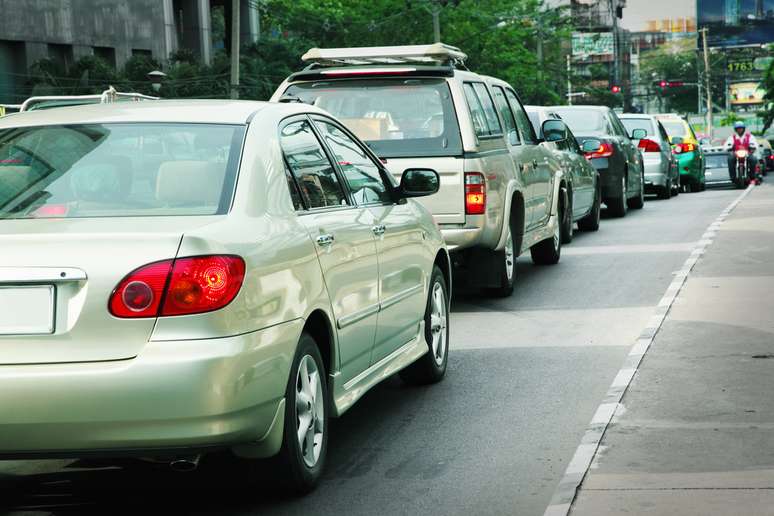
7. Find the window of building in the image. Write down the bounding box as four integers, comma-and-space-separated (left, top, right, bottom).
132, 49, 152, 58
93, 46, 116, 68
47, 43, 73, 73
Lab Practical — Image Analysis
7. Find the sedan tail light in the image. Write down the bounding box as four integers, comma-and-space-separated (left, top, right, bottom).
465, 172, 486, 215
585, 142, 614, 159
637, 138, 661, 153
672, 142, 696, 154
110, 255, 245, 318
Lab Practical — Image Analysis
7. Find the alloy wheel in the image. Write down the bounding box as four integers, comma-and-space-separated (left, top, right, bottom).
504, 226, 515, 282
429, 281, 448, 366
295, 355, 324, 468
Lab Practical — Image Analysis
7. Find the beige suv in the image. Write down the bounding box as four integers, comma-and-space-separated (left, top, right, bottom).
272, 43, 567, 297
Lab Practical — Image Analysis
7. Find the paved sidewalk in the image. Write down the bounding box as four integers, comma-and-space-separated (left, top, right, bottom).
571, 184, 774, 516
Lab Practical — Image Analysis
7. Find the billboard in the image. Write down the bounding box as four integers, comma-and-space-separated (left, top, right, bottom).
572, 32, 614, 56
698, 0, 774, 47
729, 81, 766, 104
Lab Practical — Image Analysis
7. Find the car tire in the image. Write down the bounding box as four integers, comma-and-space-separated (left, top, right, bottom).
657, 179, 671, 200
274, 332, 329, 494
628, 173, 645, 209
400, 265, 449, 385
608, 175, 628, 217
484, 219, 517, 298
560, 187, 573, 244
531, 199, 562, 265
578, 183, 601, 232
672, 178, 680, 196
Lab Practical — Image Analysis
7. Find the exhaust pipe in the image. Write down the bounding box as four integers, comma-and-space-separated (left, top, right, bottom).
169, 454, 201, 472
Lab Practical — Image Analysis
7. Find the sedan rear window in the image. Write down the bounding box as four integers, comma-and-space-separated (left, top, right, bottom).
552, 108, 607, 135
659, 120, 688, 137
284, 78, 462, 158
621, 118, 654, 137
0, 123, 244, 219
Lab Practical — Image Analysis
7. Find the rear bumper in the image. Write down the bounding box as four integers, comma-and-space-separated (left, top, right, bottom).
441, 226, 484, 252
643, 159, 668, 187
0, 319, 302, 458
676, 152, 701, 180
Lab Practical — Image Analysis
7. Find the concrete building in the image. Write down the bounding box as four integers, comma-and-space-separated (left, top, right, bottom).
0, 0, 259, 102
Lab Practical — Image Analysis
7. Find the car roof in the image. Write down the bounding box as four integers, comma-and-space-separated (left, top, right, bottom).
0, 99, 312, 128
618, 113, 656, 119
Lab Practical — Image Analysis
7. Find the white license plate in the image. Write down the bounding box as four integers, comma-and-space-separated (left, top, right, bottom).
0, 286, 55, 335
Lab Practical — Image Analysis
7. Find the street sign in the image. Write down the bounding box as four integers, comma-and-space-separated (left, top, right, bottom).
572, 32, 614, 56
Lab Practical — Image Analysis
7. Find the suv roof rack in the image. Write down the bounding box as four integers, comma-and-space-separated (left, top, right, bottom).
19, 86, 159, 113
301, 43, 467, 67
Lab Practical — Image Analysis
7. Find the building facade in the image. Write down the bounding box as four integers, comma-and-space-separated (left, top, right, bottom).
0, 0, 259, 103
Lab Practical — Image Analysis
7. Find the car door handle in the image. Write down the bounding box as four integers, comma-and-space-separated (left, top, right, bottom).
372, 224, 386, 236
316, 234, 335, 247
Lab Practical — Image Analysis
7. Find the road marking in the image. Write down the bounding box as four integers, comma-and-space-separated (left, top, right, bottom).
543, 185, 755, 516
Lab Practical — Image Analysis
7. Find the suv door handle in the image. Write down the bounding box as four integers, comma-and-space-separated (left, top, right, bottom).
316, 234, 335, 246
372, 224, 386, 236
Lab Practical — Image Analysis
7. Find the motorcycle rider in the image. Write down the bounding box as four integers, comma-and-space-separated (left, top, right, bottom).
725, 121, 758, 183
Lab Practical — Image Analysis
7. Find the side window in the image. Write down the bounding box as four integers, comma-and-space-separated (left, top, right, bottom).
280, 119, 348, 209
610, 113, 629, 138
284, 163, 304, 210
463, 82, 502, 137
505, 89, 537, 145
472, 83, 502, 135
491, 86, 520, 145
314, 119, 392, 205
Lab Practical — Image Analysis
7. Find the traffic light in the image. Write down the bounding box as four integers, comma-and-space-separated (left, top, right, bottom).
656, 80, 685, 89
659, 80, 667, 88
611, 85, 622, 94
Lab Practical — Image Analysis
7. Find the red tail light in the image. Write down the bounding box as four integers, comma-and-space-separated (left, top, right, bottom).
465, 172, 486, 215
585, 142, 614, 159
672, 142, 696, 154
110, 255, 245, 318
637, 138, 661, 153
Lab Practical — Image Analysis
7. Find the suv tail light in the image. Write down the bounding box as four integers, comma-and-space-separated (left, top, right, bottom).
110, 255, 245, 318
465, 172, 486, 215
637, 138, 661, 153
585, 142, 614, 159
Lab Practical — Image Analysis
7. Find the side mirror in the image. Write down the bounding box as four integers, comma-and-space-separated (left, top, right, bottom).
631, 128, 647, 140
399, 168, 440, 198
671, 136, 684, 145
542, 119, 568, 143
582, 138, 603, 153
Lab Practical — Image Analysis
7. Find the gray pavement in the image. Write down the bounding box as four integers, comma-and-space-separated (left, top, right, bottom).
571, 183, 774, 516
0, 187, 741, 515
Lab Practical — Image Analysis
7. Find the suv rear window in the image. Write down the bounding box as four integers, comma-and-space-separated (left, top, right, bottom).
284, 78, 462, 158
0, 123, 244, 219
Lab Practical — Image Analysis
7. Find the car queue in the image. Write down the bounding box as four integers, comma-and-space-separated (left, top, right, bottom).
0, 42, 719, 494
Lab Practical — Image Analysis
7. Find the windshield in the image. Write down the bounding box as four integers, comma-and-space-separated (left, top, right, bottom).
0, 123, 244, 219
284, 78, 462, 158
705, 153, 728, 168
659, 120, 687, 138
552, 108, 607, 135
621, 118, 654, 136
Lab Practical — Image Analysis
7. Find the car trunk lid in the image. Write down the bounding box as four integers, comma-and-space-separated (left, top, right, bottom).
0, 216, 218, 365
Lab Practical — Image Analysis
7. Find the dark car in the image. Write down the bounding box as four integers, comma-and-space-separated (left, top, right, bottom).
526, 106, 602, 241
703, 147, 733, 187
549, 105, 645, 217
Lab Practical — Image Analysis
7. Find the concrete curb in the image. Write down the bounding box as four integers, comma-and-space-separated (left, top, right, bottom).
542, 185, 756, 516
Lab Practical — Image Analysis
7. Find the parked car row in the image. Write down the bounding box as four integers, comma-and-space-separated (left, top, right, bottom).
0, 42, 720, 495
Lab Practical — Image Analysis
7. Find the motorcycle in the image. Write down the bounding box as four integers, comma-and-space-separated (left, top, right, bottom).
734, 149, 751, 188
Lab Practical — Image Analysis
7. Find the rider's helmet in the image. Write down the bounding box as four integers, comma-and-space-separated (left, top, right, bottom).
734, 121, 746, 131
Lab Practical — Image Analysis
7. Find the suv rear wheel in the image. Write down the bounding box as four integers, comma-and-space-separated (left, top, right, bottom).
484, 220, 517, 297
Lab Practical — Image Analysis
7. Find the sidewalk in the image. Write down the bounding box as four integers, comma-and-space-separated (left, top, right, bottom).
570, 184, 774, 516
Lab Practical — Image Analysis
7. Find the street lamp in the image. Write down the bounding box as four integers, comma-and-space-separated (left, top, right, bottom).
147, 70, 167, 93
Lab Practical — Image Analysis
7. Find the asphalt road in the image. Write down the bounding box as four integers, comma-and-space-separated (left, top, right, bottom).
0, 186, 741, 516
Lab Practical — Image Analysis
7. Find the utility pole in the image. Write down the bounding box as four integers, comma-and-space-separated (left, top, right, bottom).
567, 54, 573, 105
431, 2, 441, 43
700, 28, 712, 137
230, 0, 240, 100
610, 0, 620, 86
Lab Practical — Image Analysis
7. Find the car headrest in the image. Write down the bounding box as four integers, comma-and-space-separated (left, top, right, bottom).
155, 161, 224, 206
70, 162, 128, 202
